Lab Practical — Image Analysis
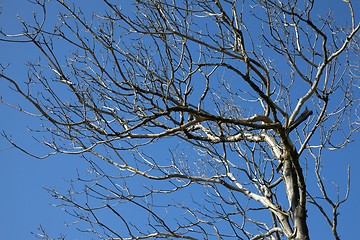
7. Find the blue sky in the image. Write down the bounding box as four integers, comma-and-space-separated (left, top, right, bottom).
0, 0, 359, 239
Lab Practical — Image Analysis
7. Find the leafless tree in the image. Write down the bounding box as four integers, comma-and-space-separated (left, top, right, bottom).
1, 0, 359, 239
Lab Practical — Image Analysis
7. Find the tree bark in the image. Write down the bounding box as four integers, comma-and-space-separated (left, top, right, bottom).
282, 149, 309, 240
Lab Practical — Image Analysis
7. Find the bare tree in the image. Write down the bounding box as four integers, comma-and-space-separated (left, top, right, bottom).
1, 0, 359, 239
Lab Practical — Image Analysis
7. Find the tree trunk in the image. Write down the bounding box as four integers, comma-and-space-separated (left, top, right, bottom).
283, 150, 309, 240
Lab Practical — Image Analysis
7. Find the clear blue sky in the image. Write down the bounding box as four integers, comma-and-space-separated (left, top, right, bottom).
0, 0, 359, 239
